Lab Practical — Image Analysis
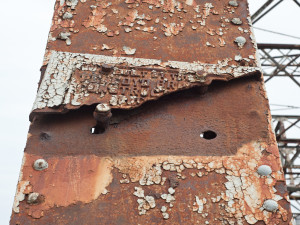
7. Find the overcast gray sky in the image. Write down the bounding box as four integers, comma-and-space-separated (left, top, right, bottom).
0, 0, 299, 224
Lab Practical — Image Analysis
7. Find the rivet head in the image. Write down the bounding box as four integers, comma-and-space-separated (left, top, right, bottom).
257, 165, 272, 176
27, 193, 39, 204
234, 36, 246, 48
229, 0, 238, 7
33, 159, 48, 171
95, 103, 111, 113
263, 199, 278, 212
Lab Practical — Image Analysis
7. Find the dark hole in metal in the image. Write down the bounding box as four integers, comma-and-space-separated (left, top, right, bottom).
90, 126, 105, 134
40, 132, 51, 141
200, 130, 217, 140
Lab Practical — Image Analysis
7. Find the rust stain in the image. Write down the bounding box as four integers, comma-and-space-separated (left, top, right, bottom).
12, 140, 292, 224
29, 0, 262, 115
10, 0, 293, 224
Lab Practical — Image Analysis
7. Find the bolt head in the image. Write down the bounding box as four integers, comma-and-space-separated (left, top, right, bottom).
257, 165, 272, 176
263, 199, 278, 212
229, 0, 238, 7
95, 103, 111, 113
234, 36, 246, 48
33, 159, 48, 171
27, 192, 39, 204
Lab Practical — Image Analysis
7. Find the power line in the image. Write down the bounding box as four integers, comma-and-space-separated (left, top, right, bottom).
270, 104, 300, 111
271, 104, 300, 108
271, 108, 300, 112
253, 27, 300, 40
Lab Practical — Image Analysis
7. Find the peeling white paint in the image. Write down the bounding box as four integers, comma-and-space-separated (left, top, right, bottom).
32, 50, 260, 111
13, 181, 30, 213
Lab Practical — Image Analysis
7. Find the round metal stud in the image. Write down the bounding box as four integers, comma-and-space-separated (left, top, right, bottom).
263, 199, 278, 212
27, 193, 39, 204
257, 165, 272, 176
33, 159, 48, 171
229, 0, 238, 7
95, 103, 111, 113
234, 36, 246, 48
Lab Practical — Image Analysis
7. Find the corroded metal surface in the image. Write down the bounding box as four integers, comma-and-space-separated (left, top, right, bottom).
32, 0, 261, 115
11, 0, 293, 224
11, 77, 293, 224
29, 78, 270, 157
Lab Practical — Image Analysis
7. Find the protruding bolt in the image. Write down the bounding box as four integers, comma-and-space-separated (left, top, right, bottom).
229, 0, 238, 7
234, 36, 246, 48
257, 165, 272, 176
263, 199, 278, 212
27, 193, 39, 204
93, 103, 112, 133
102, 64, 114, 73
33, 159, 48, 171
95, 103, 111, 113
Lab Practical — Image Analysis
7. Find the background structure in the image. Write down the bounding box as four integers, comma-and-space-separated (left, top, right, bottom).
251, 1, 300, 222
0, 0, 299, 224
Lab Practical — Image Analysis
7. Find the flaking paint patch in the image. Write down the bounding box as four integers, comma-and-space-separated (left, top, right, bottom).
13, 181, 30, 213
16, 141, 291, 223
12, 154, 28, 213
32, 50, 261, 111
113, 142, 287, 223
46, 0, 258, 64
246, 15, 262, 68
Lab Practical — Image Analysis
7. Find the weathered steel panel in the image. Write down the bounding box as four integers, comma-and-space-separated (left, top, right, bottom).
31, 0, 260, 115
11, 77, 293, 224
11, 0, 293, 224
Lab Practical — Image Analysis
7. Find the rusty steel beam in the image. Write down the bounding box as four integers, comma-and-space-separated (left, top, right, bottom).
11, 0, 293, 224
258, 43, 300, 50
273, 115, 300, 119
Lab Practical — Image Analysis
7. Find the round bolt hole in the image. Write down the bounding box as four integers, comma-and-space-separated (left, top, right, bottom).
90, 126, 105, 134
200, 130, 217, 140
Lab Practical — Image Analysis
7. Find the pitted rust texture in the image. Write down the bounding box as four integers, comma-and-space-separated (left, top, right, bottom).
11, 77, 293, 224
32, 0, 261, 114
